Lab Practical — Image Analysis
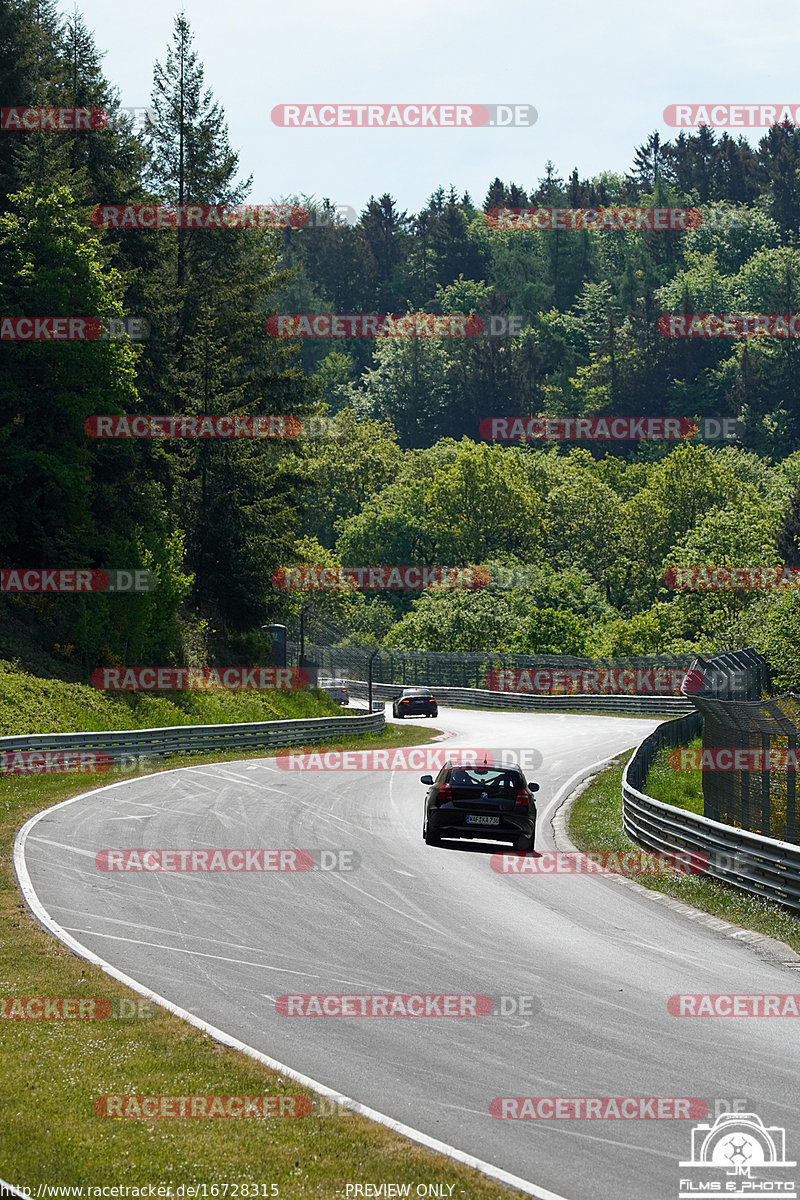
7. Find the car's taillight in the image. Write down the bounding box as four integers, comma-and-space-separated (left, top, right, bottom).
513, 788, 529, 810
436, 782, 453, 804
401, 699, 409, 704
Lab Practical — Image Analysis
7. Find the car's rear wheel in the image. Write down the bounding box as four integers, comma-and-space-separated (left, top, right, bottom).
512, 833, 535, 854
395, 710, 403, 718
423, 815, 440, 846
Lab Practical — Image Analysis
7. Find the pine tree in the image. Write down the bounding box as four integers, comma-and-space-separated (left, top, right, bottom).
133, 15, 316, 632
630, 131, 670, 193
360, 194, 409, 308
691, 126, 718, 203
759, 123, 800, 236
0, 0, 42, 204
146, 14, 251, 287
8, 0, 72, 197
484, 177, 506, 209
534, 161, 565, 205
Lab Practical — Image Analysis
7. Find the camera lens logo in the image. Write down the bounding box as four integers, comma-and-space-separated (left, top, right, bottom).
679, 1112, 796, 1198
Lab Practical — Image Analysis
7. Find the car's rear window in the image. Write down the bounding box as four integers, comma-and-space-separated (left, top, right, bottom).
447, 768, 521, 793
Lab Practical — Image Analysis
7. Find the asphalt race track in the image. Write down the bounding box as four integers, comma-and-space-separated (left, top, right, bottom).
17, 708, 800, 1200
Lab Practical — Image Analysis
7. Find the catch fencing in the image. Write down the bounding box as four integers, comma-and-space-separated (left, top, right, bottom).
298, 643, 695, 691
681, 649, 799, 841
623, 710, 800, 913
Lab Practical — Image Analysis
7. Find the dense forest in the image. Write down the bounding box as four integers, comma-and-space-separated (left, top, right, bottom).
5, 0, 800, 690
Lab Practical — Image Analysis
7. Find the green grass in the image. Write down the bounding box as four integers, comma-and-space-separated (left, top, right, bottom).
0, 662, 516, 1196
644, 736, 704, 815
0, 658, 353, 736
568, 751, 800, 952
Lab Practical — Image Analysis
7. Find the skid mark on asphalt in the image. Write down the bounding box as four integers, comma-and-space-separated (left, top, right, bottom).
47, 905, 314, 957
442, 1106, 678, 1160
61, 927, 324, 975
27, 835, 100, 859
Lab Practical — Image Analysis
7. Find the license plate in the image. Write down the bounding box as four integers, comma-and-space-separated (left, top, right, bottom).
466, 814, 500, 825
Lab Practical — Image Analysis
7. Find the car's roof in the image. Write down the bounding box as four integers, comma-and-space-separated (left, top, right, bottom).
401, 687, 434, 694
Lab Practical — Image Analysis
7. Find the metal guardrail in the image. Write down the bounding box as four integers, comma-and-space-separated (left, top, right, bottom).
0, 711, 385, 764
345, 679, 693, 716
622, 713, 800, 913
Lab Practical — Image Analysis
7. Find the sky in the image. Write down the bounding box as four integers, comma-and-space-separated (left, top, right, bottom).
58, 0, 800, 216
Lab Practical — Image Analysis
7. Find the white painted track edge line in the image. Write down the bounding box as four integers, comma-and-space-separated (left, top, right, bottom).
549, 747, 800, 968
542, 751, 630, 835
12, 775, 572, 1200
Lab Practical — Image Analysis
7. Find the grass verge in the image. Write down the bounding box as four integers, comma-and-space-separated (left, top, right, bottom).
567, 751, 800, 953
644, 736, 704, 815
0, 658, 351, 736
1, 714, 513, 1197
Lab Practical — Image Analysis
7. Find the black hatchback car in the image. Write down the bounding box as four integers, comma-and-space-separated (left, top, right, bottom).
392, 687, 438, 718
421, 760, 539, 853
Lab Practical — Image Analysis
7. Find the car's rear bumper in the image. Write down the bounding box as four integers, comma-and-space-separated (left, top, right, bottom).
428, 809, 535, 842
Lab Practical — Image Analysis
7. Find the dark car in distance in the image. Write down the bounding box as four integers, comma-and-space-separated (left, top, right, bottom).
392, 687, 438, 718
421, 760, 538, 854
